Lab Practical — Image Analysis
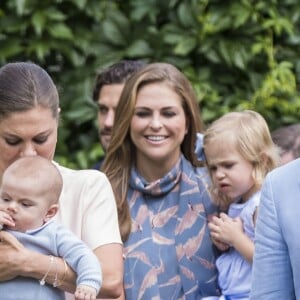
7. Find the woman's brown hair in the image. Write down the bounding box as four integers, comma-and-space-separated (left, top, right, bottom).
102, 62, 204, 242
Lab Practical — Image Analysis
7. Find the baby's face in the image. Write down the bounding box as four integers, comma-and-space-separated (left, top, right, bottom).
0, 174, 51, 232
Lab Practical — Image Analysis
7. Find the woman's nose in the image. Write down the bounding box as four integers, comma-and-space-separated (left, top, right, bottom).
150, 116, 163, 129
20, 144, 37, 157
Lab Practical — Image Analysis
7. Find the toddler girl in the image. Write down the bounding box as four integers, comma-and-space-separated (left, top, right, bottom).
203, 110, 279, 300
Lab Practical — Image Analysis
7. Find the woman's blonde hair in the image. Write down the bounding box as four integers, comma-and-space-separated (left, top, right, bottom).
203, 110, 280, 208
102, 62, 204, 241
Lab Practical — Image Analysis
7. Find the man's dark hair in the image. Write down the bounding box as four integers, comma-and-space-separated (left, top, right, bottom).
92, 60, 146, 102
271, 123, 300, 159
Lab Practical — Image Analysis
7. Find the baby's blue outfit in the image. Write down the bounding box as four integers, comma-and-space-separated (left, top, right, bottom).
0, 220, 102, 300
216, 191, 260, 300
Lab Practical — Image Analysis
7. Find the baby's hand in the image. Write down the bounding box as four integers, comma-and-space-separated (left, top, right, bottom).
0, 210, 15, 230
75, 284, 97, 300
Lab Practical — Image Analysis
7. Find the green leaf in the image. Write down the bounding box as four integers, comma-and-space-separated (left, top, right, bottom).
0, 38, 23, 58
15, 0, 27, 16
177, 2, 197, 27
70, 0, 87, 10
126, 39, 153, 57
64, 106, 95, 122
45, 8, 66, 21
34, 43, 49, 60
231, 3, 251, 28
233, 50, 246, 69
31, 11, 46, 36
108, 10, 130, 36
218, 40, 232, 66
48, 23, 73, 39
174, 36, 197, 55
102, 20, 126, 46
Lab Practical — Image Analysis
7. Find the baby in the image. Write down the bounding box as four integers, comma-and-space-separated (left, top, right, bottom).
0, 156, 102, 300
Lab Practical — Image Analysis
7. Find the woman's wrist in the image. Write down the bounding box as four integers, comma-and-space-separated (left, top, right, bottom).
19, 249, 76, 293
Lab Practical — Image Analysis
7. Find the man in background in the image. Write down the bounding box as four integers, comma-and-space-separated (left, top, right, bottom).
271, 123, 300, 165
92, 60, 146, 169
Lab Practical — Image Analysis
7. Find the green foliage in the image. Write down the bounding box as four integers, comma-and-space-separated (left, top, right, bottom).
0, 0, 299, 168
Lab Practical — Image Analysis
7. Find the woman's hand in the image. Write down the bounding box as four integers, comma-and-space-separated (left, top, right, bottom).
0, 230, 78, 292
0, 230, 26, 280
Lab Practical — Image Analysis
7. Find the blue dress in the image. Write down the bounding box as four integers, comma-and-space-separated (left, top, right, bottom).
123, 155, 220, 300
217, 191, 260, 300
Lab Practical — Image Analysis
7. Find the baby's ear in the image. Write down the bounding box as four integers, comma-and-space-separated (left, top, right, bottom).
44, 204, 59, 223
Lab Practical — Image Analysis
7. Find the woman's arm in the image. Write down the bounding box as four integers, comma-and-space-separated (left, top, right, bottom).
0, 230, 76, 292
0, 232, 124, 298
56, 168, 124, 298
94, 243, 124, 299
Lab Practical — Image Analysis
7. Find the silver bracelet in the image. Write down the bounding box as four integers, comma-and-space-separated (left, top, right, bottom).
39, 255, 54, 286
53, 257, 59, 287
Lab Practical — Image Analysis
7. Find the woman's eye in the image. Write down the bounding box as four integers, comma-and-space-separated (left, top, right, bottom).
135, 111, 150, 117
5, 138, 20, 146
33, 136, 48, 144
163, 111, 176, 117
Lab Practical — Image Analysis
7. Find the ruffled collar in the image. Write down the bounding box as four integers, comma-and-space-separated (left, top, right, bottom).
129, 157, 182, 197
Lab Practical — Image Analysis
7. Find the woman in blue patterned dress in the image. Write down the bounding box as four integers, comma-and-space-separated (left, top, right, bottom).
102, 62, 220, 299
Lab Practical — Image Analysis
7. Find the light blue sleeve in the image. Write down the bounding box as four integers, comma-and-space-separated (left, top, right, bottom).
55, 224, 102, 293
250, 173, 294, 299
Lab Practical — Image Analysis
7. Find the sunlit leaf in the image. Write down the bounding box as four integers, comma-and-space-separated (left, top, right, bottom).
31, 11, 46, 36
48, 23, 73, 39
174, 36, 197, 55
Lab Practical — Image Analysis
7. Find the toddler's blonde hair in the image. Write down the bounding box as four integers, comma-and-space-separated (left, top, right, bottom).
203, 110, 280, 209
